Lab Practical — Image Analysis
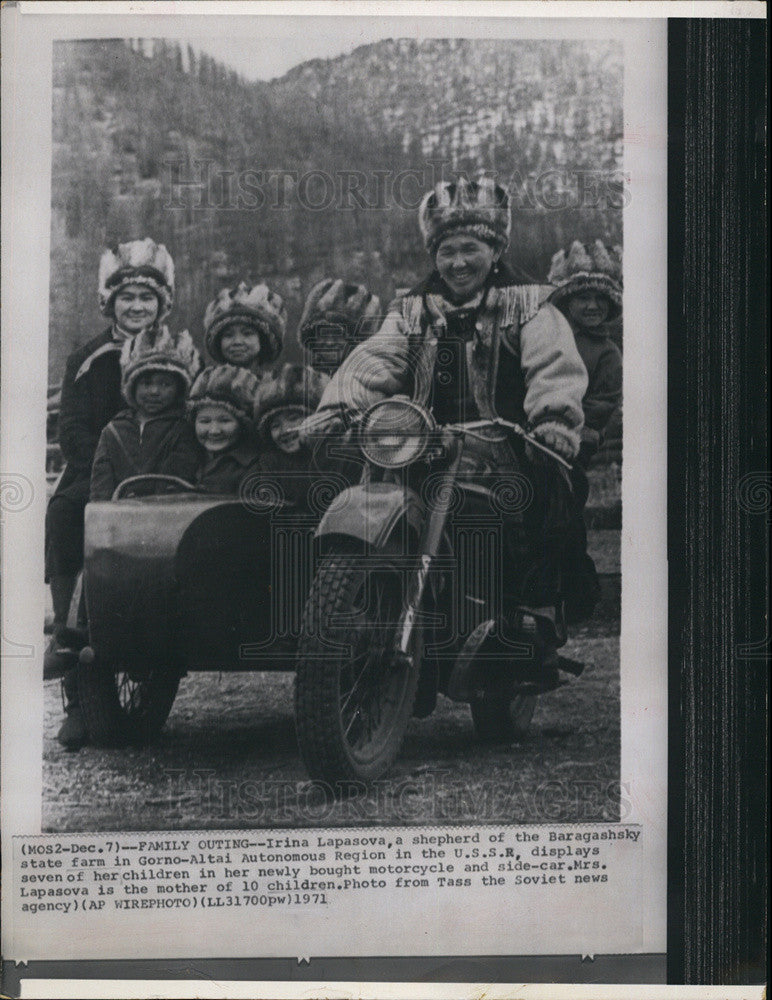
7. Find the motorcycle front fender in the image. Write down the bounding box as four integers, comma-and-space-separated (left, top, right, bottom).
315, 481, 424, 552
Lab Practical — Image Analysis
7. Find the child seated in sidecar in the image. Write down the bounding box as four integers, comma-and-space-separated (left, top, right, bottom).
187, 364, 263, 494
251, 362, 329, 507
253, 363, 329, 463
203, 281, 285, 376
90, 326, 202, 501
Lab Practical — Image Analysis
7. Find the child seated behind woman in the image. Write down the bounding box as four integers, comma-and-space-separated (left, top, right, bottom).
188, 364, 262, 494
547, 241, 623, 469
547, 240, 623, 623
297, 278, 381, 377
90, 327, 201, 501
203, 281, 286, 375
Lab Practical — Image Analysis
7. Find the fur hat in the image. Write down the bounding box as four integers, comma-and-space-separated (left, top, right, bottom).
187, 364, 261, 425
253, 363, 329, 438
297, 278, 382, 347
120, 326, 200, 405
99, 238, 175, 319
418, 176, 511, 254
547, 240, 623, 319
203, 281, 286, 364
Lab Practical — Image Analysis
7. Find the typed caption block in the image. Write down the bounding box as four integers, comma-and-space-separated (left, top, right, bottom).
10, 825, 643, 960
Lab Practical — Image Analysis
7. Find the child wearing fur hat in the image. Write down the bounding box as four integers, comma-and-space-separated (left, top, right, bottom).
297, 278, 381, 377
547, 239, 623, 623
548, 240, 623, 469
90, 327, 202, 501
188, 365, 262, 494
203, 281, 286, 376
252, 363, 329, 505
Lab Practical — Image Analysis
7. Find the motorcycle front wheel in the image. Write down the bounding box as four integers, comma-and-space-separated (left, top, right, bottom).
295, 555, 419, 784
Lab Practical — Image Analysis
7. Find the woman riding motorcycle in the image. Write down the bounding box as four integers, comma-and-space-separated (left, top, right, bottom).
301, 177, 588, 685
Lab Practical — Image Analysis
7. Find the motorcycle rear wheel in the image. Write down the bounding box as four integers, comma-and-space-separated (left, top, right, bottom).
470, 687, 537, 743
78, 659, 181, 746
295, 555, 419, 784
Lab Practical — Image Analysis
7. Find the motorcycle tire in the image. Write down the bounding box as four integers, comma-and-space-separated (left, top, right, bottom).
295, 554, 419, 784
470, 688, 537, 743
77, 659, 181, 747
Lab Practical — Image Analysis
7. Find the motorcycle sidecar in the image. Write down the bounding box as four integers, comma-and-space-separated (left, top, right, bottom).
78, 487, 318, 746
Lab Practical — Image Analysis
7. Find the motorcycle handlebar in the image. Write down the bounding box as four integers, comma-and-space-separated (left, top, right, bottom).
443, 418, 573, 470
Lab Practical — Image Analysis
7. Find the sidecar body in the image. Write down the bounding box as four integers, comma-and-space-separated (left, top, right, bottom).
84, 492, 318, 673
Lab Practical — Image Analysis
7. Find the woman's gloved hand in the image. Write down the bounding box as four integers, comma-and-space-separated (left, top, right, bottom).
529, 421, 577, 462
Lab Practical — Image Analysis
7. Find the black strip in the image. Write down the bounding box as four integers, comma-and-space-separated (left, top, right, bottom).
668, 17, 769, 985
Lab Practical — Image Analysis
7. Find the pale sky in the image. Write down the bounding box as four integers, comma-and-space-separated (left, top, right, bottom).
191, 20, 397, 81
154, 13, 632, 83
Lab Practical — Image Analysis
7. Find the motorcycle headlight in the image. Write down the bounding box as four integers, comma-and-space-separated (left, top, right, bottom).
359, 399, 436, 468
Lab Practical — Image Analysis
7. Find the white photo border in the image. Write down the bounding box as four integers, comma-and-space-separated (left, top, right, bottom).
2, 0, 679, 972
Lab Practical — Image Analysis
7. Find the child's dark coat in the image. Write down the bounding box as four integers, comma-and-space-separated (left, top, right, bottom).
90, 407, 201, 500
195, 441, 262, 495
573, 327, 623, 462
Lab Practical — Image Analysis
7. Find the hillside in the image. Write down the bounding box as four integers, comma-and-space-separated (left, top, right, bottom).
274, 38, 622, 172
49, 37, 623, 377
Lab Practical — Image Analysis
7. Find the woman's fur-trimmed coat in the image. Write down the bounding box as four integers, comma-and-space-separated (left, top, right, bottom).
301, 266, 587, 457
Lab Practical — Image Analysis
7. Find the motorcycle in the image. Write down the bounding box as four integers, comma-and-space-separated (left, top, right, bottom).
294, 397, 584, 783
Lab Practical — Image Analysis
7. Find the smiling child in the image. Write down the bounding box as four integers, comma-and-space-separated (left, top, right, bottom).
203, 281, 286, 376
90, 326, 202, 501
548, 240, 623, 468
297, 278, 381, 377
187, 364, 262, 494
547, 239, 624, 623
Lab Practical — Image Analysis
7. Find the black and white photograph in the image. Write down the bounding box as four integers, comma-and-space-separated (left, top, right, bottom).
39, 29, 626, 832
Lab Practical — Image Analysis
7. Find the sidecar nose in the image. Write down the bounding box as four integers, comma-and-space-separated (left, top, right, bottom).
83, 497, 228, 669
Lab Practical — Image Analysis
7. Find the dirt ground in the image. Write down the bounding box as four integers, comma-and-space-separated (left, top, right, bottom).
42, 532, 620, 833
